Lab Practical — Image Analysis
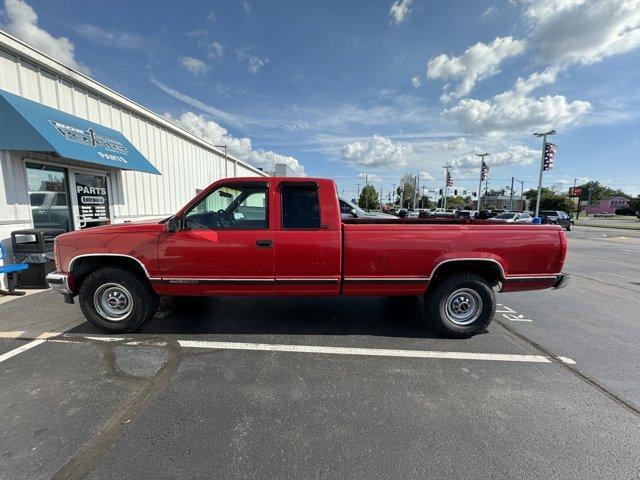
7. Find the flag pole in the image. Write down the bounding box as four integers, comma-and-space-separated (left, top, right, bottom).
475, 153, 490, 210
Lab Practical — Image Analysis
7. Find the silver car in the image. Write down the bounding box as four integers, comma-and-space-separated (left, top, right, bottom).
491, 212, 533, 224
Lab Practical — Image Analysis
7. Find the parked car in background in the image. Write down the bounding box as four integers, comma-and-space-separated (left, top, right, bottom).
29, 191, 71, 231
540, 210, 574, 231
492, 212, 533, 224
339, 198, 395, 220
457, 210, 478, 219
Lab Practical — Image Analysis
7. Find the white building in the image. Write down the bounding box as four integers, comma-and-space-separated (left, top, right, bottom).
0, 30, 266, 256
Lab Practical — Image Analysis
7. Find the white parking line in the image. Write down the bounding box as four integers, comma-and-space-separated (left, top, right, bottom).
0, 339, 45, 364
178, 340, 553, 363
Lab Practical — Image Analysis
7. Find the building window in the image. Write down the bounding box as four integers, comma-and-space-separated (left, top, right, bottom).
26, 162, 72, 231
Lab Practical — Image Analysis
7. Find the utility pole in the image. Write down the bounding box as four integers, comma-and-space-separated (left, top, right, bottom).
421, 185, 426, 209
509, 176, 515, 211
365, 174, 369, 211
356, 183, 361, 204
515, 178, 525, 211
442, 165, 450, 210
533, 130, 557, 217
475, 153, 490, 211
414, 175, 419, 210
392, 184, 396, 206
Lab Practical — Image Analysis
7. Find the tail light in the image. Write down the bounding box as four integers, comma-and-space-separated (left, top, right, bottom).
559, 229, 568, 264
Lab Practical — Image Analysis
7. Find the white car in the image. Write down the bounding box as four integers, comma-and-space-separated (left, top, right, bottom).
491, 212, 533, 224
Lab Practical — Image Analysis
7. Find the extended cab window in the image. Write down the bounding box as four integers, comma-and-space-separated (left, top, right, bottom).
185, 183, 267, 230
281, 184, 321, 229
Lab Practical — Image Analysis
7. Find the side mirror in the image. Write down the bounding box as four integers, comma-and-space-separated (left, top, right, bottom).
166, 216, 181, 232
350, 208, 359, 218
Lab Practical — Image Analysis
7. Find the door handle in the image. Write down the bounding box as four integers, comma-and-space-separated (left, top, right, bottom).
256, 239, 273, 248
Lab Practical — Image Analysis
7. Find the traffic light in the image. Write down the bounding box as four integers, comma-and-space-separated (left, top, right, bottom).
439, 189, 443, 195
454, 189, 458, 196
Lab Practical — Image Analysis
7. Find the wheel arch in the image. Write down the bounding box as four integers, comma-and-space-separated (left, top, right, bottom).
69, 254, 152, 294
427, 258, 505, 293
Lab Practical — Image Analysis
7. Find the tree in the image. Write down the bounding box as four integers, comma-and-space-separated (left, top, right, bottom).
486, 188, 506, 196
358, 184, 379, 210
438, 195, 466, 208
397, 174, 416, 208
629, 195, 640, 213
578, 181, 629, 204
524, 188, 574, 213
418, 195, 432, 209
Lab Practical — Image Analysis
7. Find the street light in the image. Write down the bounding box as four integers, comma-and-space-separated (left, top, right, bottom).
533, 130, 557, 217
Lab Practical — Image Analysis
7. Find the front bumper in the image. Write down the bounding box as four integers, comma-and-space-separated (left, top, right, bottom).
553, 274, 572, 289
46, 272, 74, 303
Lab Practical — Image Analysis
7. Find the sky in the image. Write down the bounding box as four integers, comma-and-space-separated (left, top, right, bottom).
1, 0, 639, 201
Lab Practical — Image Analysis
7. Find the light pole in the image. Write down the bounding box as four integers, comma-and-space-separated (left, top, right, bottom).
475, 153, 490, 210
533, 130, 556, 217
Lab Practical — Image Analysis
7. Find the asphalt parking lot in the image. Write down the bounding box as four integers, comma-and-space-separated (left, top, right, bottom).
1, 226, 639, 479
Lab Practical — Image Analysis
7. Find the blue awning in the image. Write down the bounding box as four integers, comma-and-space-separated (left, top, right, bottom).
0, 88, 160, 174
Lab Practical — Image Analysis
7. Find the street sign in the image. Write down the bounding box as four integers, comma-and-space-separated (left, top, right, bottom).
569, 186, 583, 197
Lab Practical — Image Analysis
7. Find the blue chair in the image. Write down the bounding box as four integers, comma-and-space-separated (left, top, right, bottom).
0, 243, 29, 295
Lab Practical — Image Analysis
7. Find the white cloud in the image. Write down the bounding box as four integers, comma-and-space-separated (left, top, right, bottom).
427, 37, 526, 102
358, 173, 382, 182
1, 0, 88, 73
207, 10, 216, 23
442, 137, 467, 150
179, 56, 210, 75
420, 171, 435, 180
389, 0, 413, 25
340, 135, 412, 168
452, 144, 538, 170
411, 76, 421, 88
73, 24, 145, 50
167, 111, 305, 176
208, 41, 224, 59
237, 48, 268, 74
522, 0, 640, 67
513, 67, 558, 94
243, 1, 251, 13
151, 78, 251, 128
444, 85, 591, 137
482, 6, 497, 17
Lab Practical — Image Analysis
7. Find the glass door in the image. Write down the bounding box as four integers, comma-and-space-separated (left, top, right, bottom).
70, 171, 112, 229
25, 162, 73, 232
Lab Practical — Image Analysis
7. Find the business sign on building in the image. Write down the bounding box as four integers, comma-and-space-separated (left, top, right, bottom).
75, 174, 109, 222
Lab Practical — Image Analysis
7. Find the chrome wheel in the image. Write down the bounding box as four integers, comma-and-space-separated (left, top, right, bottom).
444, 288, 483, 326
93, 283, 134, 322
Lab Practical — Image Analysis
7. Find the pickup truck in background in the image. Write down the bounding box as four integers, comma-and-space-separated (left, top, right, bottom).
47, 177, 570, 338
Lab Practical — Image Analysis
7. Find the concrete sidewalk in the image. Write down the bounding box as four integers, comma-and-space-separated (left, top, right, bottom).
0, 288, 84, 339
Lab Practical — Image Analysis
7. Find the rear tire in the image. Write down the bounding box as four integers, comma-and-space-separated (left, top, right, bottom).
79, 267, 159, 333
424, 273, 496, 338
566, 223, 573, 231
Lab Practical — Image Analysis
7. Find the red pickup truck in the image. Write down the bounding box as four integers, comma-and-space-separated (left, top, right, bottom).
46, 177, 570, 337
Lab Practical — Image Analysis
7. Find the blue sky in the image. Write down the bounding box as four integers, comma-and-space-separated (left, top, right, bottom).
2, 0, 639, 200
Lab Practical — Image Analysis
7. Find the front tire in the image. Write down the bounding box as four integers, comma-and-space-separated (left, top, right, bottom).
79, 267, 159, 333
425, 273, 496, 338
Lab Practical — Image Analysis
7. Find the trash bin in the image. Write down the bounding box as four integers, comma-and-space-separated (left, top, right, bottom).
11, 228, 65, 288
